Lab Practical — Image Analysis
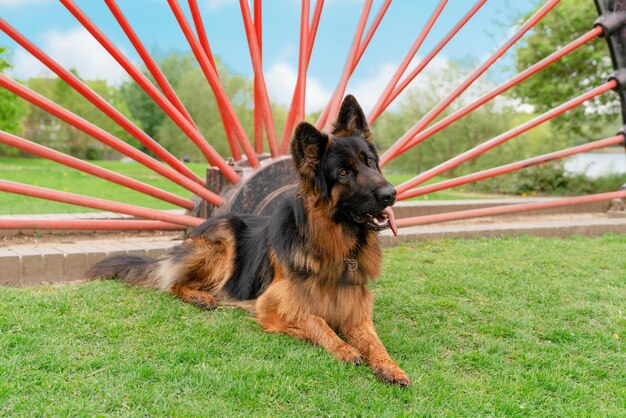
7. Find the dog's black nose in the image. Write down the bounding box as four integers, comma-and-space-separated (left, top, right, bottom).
375, 185, 396, 205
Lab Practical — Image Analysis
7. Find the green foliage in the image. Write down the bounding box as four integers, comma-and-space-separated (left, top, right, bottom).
0, 47, 26, 155
20, 71, 139, 159
469, 161, 625, 196
0, 157, 207, 214
372, 62, 568, 177
120, 52, 288, 161
1, 236, 625, 415
512, 0, 619, 141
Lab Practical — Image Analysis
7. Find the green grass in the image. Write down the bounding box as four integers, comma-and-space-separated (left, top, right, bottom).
0, 158, 492, 215
1, 236, 624, 416
0, 157, 207, 214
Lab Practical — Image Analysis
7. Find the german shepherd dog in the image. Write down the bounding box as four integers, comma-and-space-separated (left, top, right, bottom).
88, 95, 410, 386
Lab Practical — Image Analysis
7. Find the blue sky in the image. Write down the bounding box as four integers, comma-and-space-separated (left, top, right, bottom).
1, 0, 542, 112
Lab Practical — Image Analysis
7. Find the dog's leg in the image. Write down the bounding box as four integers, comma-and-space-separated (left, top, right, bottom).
170, 285, 217, 310
342, 320, 410, 386
260, 312, 362, 364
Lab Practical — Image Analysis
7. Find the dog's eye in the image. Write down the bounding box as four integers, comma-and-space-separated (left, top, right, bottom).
367, 158, 373, 166
339, 169, 348, 177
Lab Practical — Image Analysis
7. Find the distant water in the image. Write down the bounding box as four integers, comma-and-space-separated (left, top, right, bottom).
564, 152, 626, 178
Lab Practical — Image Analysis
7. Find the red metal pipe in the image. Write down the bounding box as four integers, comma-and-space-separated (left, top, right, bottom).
396, 80, 617, 195
280, 0, 311, 153
0, 180, 205, 227
239, 0, 279, 158
368, 0, 448, 124
167, 0, 260, 168
0, 18, 202, 185
397, 25, 604, 155
188, 0, 219, 71
307, 0, 325, 60
0, 75, 224, 206
354, 0, 392, 65
104, 0, 198, 129
0, 219, 185, 231
315, 0, 391, 131
380, 0, 561, 166
316, 0, 373, 131
253, 0, 264, 154
105, 0, 196, 127
399, 135, 625, 200
188, 0, 242, 161
294, 0, 310, 126
59, 0, 241, 180
396, 190, 626, 228
0, 130, 194, 210
369, 0, 488, 123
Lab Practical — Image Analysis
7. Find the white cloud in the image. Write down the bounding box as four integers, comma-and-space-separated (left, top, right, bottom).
264, 62, 332, 112
10, 27, 128, 85
0, 0, 51, 6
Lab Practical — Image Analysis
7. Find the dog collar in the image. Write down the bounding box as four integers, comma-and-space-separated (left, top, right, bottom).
344, 258, 358, 271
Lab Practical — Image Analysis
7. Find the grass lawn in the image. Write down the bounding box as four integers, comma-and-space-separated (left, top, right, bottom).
1, 236, 624, 416
0, 158, 493, 215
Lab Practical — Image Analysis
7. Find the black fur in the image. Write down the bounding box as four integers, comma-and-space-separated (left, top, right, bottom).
88, 94, 395, 300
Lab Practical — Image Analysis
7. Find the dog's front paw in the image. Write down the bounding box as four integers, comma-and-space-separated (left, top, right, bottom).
334, 344, 363, 365
372, 361, 411, 386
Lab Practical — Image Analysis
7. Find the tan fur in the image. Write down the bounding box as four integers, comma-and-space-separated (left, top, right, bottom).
162, 220, 236, 302
251, 194, 409, 386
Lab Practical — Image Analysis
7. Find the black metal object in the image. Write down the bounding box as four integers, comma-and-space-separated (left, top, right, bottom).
192, 154, 299, 219
595, 0, 626, 124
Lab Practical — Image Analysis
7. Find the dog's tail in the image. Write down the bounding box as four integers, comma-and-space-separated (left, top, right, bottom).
86, 254, 163, 288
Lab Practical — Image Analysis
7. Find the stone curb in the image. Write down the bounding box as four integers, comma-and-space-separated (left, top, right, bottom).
1, 240, 181, 287
2, 216, 625, 287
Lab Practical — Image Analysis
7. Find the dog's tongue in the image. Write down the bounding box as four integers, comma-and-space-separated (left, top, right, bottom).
383, 207, 398, 236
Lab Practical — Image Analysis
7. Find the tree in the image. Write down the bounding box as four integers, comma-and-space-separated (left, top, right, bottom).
512, 0, 619, 142
0, 47, 26, 135
372, 61, 535, 176
23, 70, 137, 160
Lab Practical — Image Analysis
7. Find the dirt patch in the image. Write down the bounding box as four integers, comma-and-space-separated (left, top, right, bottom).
0, 230, 185, 248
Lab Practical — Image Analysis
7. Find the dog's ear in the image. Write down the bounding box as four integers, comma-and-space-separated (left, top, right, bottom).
291, 121, 329, 178
332, 94, 372, 140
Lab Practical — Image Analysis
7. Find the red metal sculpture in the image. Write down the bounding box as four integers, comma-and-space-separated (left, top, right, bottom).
0, 0, 624, 232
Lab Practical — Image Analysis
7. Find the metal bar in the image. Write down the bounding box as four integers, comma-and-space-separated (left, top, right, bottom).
395, 80, 617, 195
399, 135, 625, 200
396, 190, 626, 228
59, 0, 241, 180
294, 0, 310, 127
316, 0, 391, 130
316, 0, 373, 131
280, 0, 310, 153
0, 17, 203, 184
307, 0, 325, 59
188, 0, 219, 71
188, 0, 243, 161
0, 75, 224, 206
0, 130, 195, 210
380, 0, 561, 166
253, 0, 264, 154
239, 0, 279, 158
0, 219, 185, 231
105, 0, 197, 127
397, 25, 604, 155
167, 0, 260, 167
368, 0, 447, 121
0, 180, 205, 227
354, 0, 392, 64
369, 0, 487, 123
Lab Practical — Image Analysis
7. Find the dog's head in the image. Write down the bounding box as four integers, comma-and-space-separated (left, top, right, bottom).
291, 95, 397, 234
